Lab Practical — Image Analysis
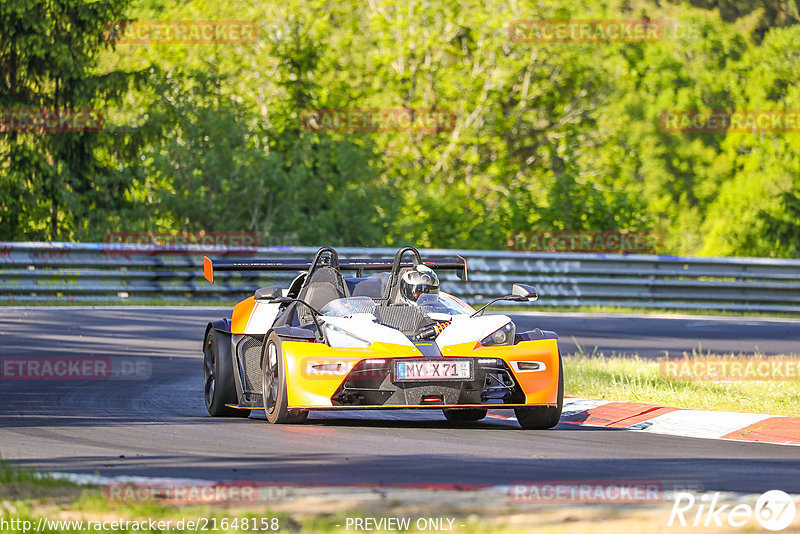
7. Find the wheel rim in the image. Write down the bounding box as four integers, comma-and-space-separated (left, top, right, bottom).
264, 342, 279, 415
203, 335, 215, 407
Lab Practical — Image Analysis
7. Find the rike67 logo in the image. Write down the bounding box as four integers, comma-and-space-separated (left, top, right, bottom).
669, 490, 796, 531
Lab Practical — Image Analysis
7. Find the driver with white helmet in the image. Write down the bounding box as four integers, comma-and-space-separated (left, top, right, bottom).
399, 264, 440, 304
399, 265, 452, 340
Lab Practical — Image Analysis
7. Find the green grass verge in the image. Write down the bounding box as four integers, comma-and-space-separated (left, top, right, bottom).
564, 353, 800, 417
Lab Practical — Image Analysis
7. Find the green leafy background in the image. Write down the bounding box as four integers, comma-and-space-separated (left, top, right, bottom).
2, 0, 800, 256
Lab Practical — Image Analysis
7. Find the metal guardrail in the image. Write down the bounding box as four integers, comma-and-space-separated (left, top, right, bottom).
2, 242, 800, 312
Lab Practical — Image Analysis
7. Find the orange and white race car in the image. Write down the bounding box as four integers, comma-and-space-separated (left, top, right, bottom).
202, 246, 562, 429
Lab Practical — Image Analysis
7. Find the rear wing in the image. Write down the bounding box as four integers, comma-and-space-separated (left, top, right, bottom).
203, 255, 468, 283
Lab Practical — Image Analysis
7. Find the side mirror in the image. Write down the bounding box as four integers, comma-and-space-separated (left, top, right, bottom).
470, 284, 538, 317
254, 285, 283, 301
511, 283, 538, 302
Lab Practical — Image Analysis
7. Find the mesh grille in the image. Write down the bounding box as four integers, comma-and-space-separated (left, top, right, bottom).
308, 267, 345, 295
297, 267, 346, 324
375, 305, 424, 334
239, 336, 263, 393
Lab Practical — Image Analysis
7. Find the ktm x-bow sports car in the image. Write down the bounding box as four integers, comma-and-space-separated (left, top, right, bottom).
201, 246, 563, 429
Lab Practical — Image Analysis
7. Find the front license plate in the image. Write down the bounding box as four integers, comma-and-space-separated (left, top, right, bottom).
395, 360, 472, 381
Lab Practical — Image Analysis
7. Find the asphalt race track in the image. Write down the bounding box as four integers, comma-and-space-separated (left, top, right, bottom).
0, 307, 799, 494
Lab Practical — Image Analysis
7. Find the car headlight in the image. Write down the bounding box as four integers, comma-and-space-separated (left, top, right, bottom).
480, 322, 515, 346
323, 323, 371, 348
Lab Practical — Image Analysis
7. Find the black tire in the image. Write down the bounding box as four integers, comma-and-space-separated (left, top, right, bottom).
443, 408, 488, 422
514, 352, 564, 429
262, 332, 307, 424
293, 410, 310, 423
203, 328, 250, 417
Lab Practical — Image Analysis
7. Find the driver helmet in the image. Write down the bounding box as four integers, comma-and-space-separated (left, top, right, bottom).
400, 265, 440, 302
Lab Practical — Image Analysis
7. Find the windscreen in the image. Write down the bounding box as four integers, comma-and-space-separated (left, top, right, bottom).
319, 297, 377, 317
416, 292, 475, 316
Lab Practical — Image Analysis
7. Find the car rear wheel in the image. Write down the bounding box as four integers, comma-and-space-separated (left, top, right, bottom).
203, 329, 250, 417
442, 408, 488, 422
514, 352, 563, 429
262, 332, 307, 424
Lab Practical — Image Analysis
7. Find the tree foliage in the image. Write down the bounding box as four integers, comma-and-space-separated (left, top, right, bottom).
1, 0, 799, 256
0, 0, 145, 240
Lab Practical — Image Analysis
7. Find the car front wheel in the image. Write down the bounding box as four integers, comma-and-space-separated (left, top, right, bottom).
262, 332, 307, 424
514, 352, 563, 429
